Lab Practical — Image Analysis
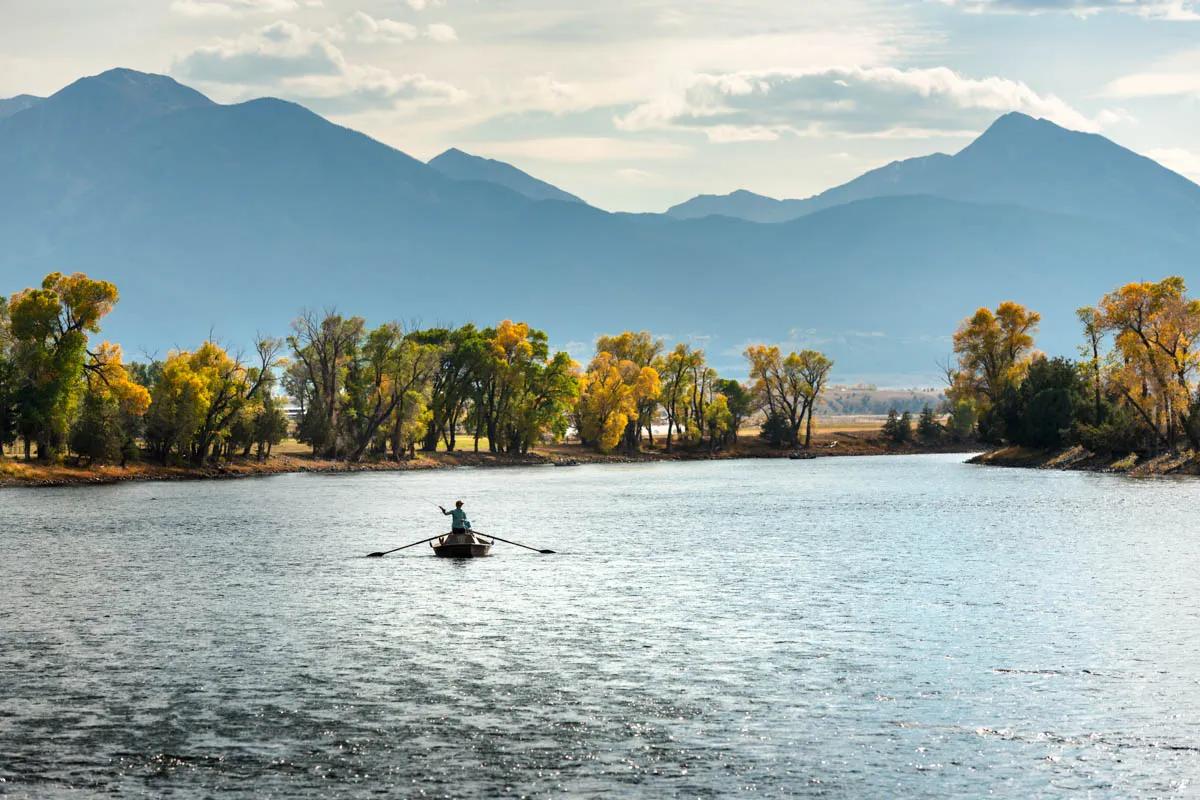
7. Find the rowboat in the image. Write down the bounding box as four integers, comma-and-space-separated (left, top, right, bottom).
431, 531, 493, 558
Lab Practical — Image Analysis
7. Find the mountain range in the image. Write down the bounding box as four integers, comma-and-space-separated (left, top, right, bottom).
1, 68, 1197, 383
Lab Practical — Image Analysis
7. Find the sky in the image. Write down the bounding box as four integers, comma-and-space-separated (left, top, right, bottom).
1, 0, 1198, 213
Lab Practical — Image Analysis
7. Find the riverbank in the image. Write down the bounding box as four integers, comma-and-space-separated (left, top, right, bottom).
0, 426, 976, 487
969, 445, 1200, 476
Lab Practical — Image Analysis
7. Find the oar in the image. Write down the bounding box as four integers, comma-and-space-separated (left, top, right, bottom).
471, 530, 555, 554
365, 534, 444, 558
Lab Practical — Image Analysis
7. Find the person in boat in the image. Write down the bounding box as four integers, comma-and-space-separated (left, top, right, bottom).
439, 501, 472, 535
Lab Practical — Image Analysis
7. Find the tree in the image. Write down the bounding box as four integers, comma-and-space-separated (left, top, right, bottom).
882, 409, 912, 444
797, 350, 834, 447
8, 272, 120, 460
917, 405, 941, 443
411, 325, 487, 453
144, 340, 280, 465
949, 301, 1040, 441
68, 342, 151, 465
704, 394, 733, 452
1097, 277, 1200, 450
1076, 306, 1105, 427
746, 345, 831, 448
288, 311, 364, 458
0, 298, 17, 452
596, 331, 663, 448
657, 344, 702, 451
714, 378, 751, 447
576, 352, 656, 453
1003, 356, 1083, 449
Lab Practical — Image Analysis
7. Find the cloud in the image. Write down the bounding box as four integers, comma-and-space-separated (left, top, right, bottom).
468, 137, 691, 163
405, 0, 444, 9
616, 65, 1112, 142
175, 21, 342, 82
173, 21, 465, 112
169, 0, 317, 17
935, 0, 1200, 20
425, 23, 458, 43
1146, 147, 1200, 181
335, 11, 418, 44
1104, 50, 1200, 98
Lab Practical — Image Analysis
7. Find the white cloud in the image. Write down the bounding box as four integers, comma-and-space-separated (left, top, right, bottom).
173, 21, 464, 112
1105, 50, 1200, 98
169, 0, 317, 18
1146, 147, 1200, 181
425, 23, 458, 43
617, 65, 1112, 142
406, 0, 444, 9
470, 137, 691, 163
936, 0, 1200, 20
336, 12, 418, 44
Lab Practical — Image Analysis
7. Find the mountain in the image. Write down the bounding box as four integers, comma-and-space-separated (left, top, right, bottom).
0, 94, 43, 120
666, 113, 1200, 243
666, 189, 806, 223
428, 147, 585, 205
1, 69, 1197, 383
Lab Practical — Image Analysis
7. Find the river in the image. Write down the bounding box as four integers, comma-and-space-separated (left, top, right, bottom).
2, 454, 1198, 797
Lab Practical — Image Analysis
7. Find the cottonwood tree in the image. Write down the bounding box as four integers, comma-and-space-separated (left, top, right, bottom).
288, 311, 364, 458
1097, 277, 1200, 450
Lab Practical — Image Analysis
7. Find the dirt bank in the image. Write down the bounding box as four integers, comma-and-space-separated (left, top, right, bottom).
0, 428, 978, 488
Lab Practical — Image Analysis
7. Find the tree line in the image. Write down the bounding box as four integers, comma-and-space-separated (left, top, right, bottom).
0, 272, 836, 466
946, 276, 1200, 455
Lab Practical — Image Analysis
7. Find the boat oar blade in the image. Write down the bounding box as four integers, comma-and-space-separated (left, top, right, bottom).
472, 530, 555, 555
364, 534, 444, 558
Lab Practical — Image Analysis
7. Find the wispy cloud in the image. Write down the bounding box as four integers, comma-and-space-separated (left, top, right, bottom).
173, 20, 465, 113
170, 0, 318, 18
468, 136, 691, 163
332, 12, 418, 45
1146, 147, 1200, 181
1105, 49, 1200, 98
424, 23, 458, 43
935, 0, 1200, 20
617, 65, 1114, 142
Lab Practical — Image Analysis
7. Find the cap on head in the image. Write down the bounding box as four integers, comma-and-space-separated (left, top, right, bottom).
455, 500, 463, 507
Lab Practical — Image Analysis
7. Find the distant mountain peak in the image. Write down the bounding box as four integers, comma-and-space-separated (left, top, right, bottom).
0, 93, 43, 120
37, 67, 214, 130
428, 147, 586, 205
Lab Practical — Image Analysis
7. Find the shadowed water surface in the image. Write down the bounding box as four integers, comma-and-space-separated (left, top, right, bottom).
2, 454, 1199, 797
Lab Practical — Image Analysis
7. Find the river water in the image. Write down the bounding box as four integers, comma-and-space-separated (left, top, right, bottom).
2, 454, 1199, 798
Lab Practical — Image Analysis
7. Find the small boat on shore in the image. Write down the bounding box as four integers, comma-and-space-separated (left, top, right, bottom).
431, 531, 493, 558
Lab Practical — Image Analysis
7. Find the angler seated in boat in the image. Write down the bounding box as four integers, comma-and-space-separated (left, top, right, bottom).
435, 500, 492, 556
440, 500, 473, 536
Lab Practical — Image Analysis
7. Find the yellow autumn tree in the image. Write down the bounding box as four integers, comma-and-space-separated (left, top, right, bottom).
576, 351, 659, 453
1097, 277, 1200, 449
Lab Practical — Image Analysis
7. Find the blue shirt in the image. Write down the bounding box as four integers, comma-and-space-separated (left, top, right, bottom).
449, 508, 471, 529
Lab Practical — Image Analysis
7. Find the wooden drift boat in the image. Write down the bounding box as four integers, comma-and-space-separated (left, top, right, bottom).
431, 531, 493, 558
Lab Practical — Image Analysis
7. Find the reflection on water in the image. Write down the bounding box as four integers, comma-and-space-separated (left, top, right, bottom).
2, 454, 1199, 797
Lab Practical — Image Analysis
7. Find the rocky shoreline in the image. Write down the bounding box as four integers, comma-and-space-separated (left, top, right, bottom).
968, 445, 1200, 476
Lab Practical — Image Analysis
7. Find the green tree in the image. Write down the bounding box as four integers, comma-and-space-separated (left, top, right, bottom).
8, 273, 120, 460
714, 378, 751, 447
882, 409, 912, 444
917, 405, 941, 443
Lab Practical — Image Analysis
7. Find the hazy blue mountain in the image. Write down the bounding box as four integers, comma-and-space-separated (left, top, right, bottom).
666, 189, 807, 223
667, 113, 1200, 243
429, 147, 586, 205
0, 94, 43, 120
1, 69, 1197, 383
